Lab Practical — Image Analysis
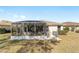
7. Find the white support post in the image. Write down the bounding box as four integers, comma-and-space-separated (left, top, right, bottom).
11, 24, 13, 36
34, 23, 36, 35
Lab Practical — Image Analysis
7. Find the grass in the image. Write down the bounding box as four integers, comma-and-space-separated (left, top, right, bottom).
51, 32, 79, 53
0, 32, 79, 53
0, 36, 56, 53
0, 33, 10, 41
16, 40, 54, 53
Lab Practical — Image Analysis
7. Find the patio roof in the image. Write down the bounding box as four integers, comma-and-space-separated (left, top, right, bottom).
12, 20, 62, 26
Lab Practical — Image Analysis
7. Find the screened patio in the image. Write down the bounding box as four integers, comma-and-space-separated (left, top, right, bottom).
11, 21, 49, 39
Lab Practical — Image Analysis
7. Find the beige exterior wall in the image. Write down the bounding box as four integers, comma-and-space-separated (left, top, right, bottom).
60, 26, 64, 30
74, 27, 79, 31
48, 26, 58, 37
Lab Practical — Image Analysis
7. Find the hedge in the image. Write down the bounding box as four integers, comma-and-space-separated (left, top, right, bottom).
0, 28, 11, 34
58, 27, 69, 35
63, 27, 69, 32
58, 30, 67, 35
75, 30, 79, 33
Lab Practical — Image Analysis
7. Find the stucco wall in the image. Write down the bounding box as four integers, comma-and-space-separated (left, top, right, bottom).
48, 26, 58, 37
60, 26, 64, 30
74, 27, 79, 31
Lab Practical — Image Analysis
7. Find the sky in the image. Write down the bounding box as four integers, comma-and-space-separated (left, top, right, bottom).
0, 6, 79, 22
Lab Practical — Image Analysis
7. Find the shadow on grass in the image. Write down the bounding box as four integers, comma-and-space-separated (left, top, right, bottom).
16, 40, 59, 53
0, 36, 10, 48
0, 40, 9, 49
9, 40, 22, 44
16, 47, 29, 53
50, 41, 58, 45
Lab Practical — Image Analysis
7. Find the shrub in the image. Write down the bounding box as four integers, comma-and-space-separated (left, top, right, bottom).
0, 28, 11, 34
58, 30, 67, 35
75, 30, 79, 33
6, 30, 11, 33
63, 27, 69, 32
0, 28, 6, 34
71, 27, 75, 31
58, 27, 69, 35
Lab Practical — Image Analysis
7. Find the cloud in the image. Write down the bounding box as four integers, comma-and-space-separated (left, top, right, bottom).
20, 15, 26, 19
12, 14, 47, 22
13, 14, 26, 19
13, 15, 18, 18
12, 14, 27, 21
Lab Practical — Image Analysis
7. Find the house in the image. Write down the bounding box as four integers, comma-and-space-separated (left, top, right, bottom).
11, 20, 62, 41
63, 22, 79, 32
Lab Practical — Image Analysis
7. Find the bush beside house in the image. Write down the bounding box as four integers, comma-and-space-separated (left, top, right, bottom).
58, 27, 69, 35
0, 28, 11, 34
63, 27, 69, 32
0, 20, 11, 34
71, 27, 75, 31
58, 30, 67, 35
75, 30, 79, 33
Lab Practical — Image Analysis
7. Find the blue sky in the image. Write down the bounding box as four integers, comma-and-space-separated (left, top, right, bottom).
0, 6, 79, 22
